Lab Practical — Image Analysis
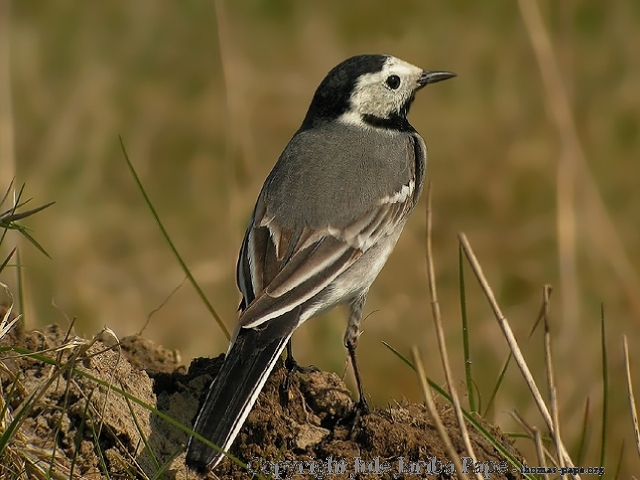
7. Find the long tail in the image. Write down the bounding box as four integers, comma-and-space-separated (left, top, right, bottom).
185, 309, 299, 471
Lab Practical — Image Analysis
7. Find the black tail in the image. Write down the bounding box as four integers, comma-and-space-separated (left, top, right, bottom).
185, 309, 299, 471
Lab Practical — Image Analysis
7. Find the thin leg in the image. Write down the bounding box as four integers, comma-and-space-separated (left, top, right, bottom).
345, 292, 370, 414
285, 340, 296, 372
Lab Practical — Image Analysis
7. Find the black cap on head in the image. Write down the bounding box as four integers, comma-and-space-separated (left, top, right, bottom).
300, 54, 387, 130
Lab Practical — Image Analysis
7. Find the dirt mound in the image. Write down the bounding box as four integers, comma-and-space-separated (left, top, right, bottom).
0, 322, 523, 479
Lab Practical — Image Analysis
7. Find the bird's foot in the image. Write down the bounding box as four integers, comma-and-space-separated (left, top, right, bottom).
355, 396, 370, 415
348, 397, 370, 439
281, 358, 319, 406
285, 355, 319, 375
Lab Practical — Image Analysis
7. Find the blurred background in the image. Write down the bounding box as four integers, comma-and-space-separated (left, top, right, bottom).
1, 0, 639, 474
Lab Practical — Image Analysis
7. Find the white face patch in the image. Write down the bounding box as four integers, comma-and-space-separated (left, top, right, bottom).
339, 56, 424, 125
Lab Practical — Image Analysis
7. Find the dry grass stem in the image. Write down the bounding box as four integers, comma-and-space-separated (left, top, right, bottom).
425, 185, 482, 480
528, 284, 552, 339
533, 427, 550, 480
517, 0, 640, 326
622, 335, 640, 458
541, 285, 565, 478
0, 0, 16, 183
213, 0, 257, 262
411, 346, 469, 480
213, 0, 255, 178
458, 232, 577, 473
0, 2, 24, 321
510, 410, 558, 469
516, 0, 579, 334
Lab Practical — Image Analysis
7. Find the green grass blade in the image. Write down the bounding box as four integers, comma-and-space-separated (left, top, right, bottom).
150, 448, 182, 480
599, 304, 608, 477
15, 227, 51, 259
89, 415, 112, 480
0, 201, 55, 224
0, 247, 16, 275
471, 377, 482, 415
121, 384, 160, 471
16, 249, 26, 323
458, 243, 475, 412
119, 136, 230, 340
484, 352, 512, 418
381, 340, 415, 370
0, 182, 32, 219
612, 440, 624, 480
575, 397, 590, 466
0, 374, 20, 423
0, 178, 14, 207
0, 183, 23, 246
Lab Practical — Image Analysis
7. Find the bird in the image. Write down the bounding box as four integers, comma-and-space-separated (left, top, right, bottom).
185, 54, 455, 471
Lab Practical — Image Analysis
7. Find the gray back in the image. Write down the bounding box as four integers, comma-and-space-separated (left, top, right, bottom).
261, 122, 424, 229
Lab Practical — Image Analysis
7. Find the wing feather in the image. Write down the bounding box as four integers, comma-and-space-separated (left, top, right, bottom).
234, 178, 416, 334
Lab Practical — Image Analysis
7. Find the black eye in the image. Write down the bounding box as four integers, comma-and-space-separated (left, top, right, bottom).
386, 74, 401, 90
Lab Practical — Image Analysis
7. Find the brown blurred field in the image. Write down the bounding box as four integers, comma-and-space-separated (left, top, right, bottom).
2, 0, 639, 475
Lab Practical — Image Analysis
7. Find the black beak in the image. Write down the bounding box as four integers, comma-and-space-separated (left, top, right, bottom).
417, 70, 456, 88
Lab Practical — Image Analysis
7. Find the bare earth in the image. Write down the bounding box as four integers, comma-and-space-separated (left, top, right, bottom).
0, 320, 523, 479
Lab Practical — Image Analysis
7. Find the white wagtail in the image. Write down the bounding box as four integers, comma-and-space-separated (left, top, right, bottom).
186, 54, 455, 471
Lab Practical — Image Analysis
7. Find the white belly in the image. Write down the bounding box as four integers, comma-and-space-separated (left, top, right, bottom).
299, 224, 405, 322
